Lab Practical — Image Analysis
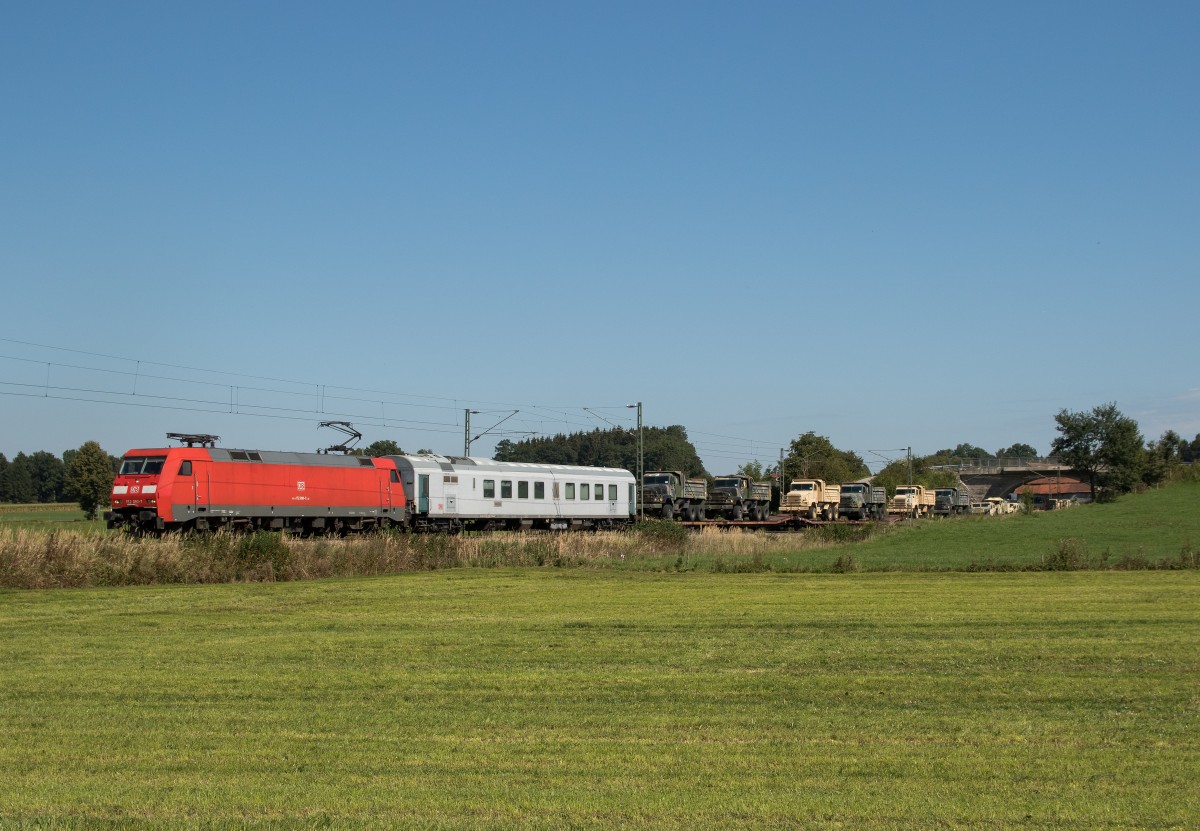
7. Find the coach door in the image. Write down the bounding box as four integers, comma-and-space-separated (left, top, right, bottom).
418, 474, 429, 513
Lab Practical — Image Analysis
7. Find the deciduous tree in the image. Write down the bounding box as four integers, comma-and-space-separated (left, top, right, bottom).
783, 433, 868, 485
997, 442, 1039, 459
65, 441, 115, 520
1050, 403, 1144, 500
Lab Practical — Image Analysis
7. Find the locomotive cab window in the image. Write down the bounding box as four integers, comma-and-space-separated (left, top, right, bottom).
119, 456, 166, 475
483, 480, 495, 499
178, 461, 192, 476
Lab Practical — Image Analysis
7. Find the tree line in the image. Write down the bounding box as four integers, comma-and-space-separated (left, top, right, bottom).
0, 441, 117, 518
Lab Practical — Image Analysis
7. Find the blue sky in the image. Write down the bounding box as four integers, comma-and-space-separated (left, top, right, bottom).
2, 1, 1197, 473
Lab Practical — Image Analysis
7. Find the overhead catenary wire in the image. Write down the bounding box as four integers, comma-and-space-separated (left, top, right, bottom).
0, 337, 898, 466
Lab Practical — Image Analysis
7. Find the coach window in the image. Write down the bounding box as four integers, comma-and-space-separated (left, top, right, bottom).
535, 481, 545, 499
178, 461, 192, 476
501, 480, 512, 499
595, 482, 604, 500
483, 480, 495, 499
580, 483, 590, 501
609, 484, 618, 501
518, 481, 529, 499
565, 483, 575, 500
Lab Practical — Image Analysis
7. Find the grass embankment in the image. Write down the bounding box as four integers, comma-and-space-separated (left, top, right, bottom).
1, 570, 1197, 829
829, 481, 1200, 571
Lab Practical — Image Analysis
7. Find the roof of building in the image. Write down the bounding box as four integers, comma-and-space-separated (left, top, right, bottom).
1018, 476, 1092, 496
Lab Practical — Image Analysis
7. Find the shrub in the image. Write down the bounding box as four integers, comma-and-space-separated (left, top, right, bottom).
1042, 538, 1089, 571
831, 552, 861, 573
634, 519, 689, 551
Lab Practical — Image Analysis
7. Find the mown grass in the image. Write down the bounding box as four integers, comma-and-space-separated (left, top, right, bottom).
1, 570, 1197, 829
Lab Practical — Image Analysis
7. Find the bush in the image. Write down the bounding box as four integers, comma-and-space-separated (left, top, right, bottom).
634, 519, 689, 551
1042, 538, 1090, 571
831, 552, 861, 573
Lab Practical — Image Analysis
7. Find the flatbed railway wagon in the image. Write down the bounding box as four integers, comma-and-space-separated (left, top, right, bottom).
388, 454, 636, 532
106, 443, 404, 534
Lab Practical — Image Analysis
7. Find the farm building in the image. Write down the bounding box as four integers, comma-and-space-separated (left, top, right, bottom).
1016, 476, 1093, 507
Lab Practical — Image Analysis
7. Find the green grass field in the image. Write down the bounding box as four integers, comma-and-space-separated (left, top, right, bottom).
829, 482, 1200, 571
2, 569, 1197, 829
0, 503, 91, 530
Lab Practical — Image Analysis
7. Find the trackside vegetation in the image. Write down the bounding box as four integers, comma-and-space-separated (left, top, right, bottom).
1, 570, 1197, 829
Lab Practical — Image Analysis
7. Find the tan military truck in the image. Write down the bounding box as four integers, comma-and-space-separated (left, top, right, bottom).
641, 471, 708, 521
706, 474, 773, 521
780, 479, 841, 520
888, 485, 936, 519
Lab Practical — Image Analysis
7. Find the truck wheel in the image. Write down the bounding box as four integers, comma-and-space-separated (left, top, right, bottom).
696, 506, 705, 521
662, 504, 674, 521
733, 505, 743, 521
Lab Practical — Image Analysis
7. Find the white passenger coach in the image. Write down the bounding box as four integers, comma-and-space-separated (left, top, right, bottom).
387, 454, 636, 532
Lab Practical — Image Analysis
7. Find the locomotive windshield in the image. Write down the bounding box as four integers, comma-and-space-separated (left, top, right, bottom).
119, 456, 167, 475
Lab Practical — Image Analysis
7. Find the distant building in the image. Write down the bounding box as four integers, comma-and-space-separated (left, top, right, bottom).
1016, 476, 1093, 507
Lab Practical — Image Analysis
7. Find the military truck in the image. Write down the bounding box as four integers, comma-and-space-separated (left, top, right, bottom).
934, 487, 971, 517
838, 483, 887, 520
780, 479, 841, 520
888, 485, 936, 519
706, 474, 772, 521
641, 471, 708, 521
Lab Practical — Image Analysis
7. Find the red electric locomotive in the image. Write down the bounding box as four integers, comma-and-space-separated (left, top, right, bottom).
106, 434, 406, 535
